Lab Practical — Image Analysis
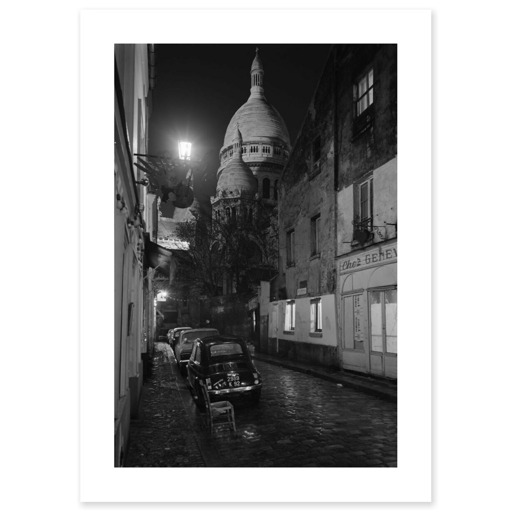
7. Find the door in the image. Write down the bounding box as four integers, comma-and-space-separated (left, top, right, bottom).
187, 342, 202, 390
369, 288, 397, 377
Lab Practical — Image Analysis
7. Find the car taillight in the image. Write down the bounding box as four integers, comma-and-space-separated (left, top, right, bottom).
253, 372, 260, 384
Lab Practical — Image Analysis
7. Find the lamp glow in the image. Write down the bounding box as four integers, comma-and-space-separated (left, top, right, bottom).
157, 291, 168, 302
178, 141, 192, 160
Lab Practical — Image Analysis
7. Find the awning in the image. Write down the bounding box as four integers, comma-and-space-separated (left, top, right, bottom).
144, 237, 173, 276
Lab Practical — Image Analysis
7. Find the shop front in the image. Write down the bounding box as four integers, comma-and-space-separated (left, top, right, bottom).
337, 241, 397, 379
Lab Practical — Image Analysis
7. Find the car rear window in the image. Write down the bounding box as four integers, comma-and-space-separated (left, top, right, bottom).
209, 343, 244, 359
182, 330, 218, 343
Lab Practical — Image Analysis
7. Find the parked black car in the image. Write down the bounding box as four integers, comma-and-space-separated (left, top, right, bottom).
187, 335, 262, 406
175, 328, 219, 375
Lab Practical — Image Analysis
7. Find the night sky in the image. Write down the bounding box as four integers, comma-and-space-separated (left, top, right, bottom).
148, 44, 332, 163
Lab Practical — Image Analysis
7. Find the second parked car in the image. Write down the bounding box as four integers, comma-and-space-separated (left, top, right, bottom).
168, 326, 192, 350
174, 328, 219, 375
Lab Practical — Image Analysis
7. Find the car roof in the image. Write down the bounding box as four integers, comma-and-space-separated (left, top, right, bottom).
198, 335, 246, 346
180, 328, 219, 338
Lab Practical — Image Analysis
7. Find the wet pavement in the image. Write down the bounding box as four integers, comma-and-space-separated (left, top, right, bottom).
124, 343, 397, 467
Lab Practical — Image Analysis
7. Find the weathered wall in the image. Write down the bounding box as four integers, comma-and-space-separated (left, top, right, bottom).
336, 45, 397, 189
278, 50, 337, 300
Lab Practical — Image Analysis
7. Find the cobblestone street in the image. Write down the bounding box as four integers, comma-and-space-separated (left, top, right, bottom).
124, 343, 397, 467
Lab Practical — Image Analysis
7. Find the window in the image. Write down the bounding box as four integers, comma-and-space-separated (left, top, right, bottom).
310, 298, 322, 333
285, 300, 295, 332
250, 145, 258, 153
262, 178, 270, 198
274, 147, 281, 156
286, 229, 295, 266
262, 146, 271, 154
370, 288, 397, 354
242, 146, 247, 154
191, 343, 201, 364
310, 214, 320, 256
209, 342, 243, 359
359, 178, 373, 229
194, 345, 201, 364
356, 68, 374, 116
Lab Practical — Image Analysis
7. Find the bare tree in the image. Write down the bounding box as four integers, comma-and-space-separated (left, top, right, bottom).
174, 197, 278, 298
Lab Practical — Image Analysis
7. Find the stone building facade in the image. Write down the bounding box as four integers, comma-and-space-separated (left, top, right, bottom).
114, 44, 158, 466
269, 44, 397, 378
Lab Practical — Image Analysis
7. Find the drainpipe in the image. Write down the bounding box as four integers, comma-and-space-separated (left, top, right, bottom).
333, 46, 340, 259
332, 46, 341, 367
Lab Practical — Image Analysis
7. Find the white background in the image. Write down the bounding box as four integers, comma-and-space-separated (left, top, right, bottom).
2, 0, 511, 510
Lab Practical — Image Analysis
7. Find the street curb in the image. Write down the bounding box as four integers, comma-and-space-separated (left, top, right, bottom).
253, 354, 397, 402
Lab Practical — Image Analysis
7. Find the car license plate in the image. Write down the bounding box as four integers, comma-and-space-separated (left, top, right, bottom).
227, 373, 241, 387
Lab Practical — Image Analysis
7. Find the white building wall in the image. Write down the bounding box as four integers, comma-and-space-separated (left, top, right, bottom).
271, 294, 337, 347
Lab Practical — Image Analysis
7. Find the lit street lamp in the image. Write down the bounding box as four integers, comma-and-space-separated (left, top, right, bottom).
178, 141, 192, 161
134, 141, 195, 214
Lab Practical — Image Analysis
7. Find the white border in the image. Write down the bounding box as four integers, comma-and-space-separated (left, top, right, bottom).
80, 9, 431, 502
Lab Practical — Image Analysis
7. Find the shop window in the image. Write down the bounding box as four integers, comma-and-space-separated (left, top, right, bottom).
284, 300, 295, 332
370, 288, 397, 354
286, 229, 295, 266
310, 298, 322, 333
310, 214, 320, 256
262, 178, 270, 198
355, 68, 374, 116
343, 294, 364, 350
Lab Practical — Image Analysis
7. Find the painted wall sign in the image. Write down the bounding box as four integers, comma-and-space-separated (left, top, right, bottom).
297, 287, 307, 296
339, 243, 397, 273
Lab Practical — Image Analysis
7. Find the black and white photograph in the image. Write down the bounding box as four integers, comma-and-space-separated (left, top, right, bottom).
7, 0, 512, 510
114, 43, 398, 469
